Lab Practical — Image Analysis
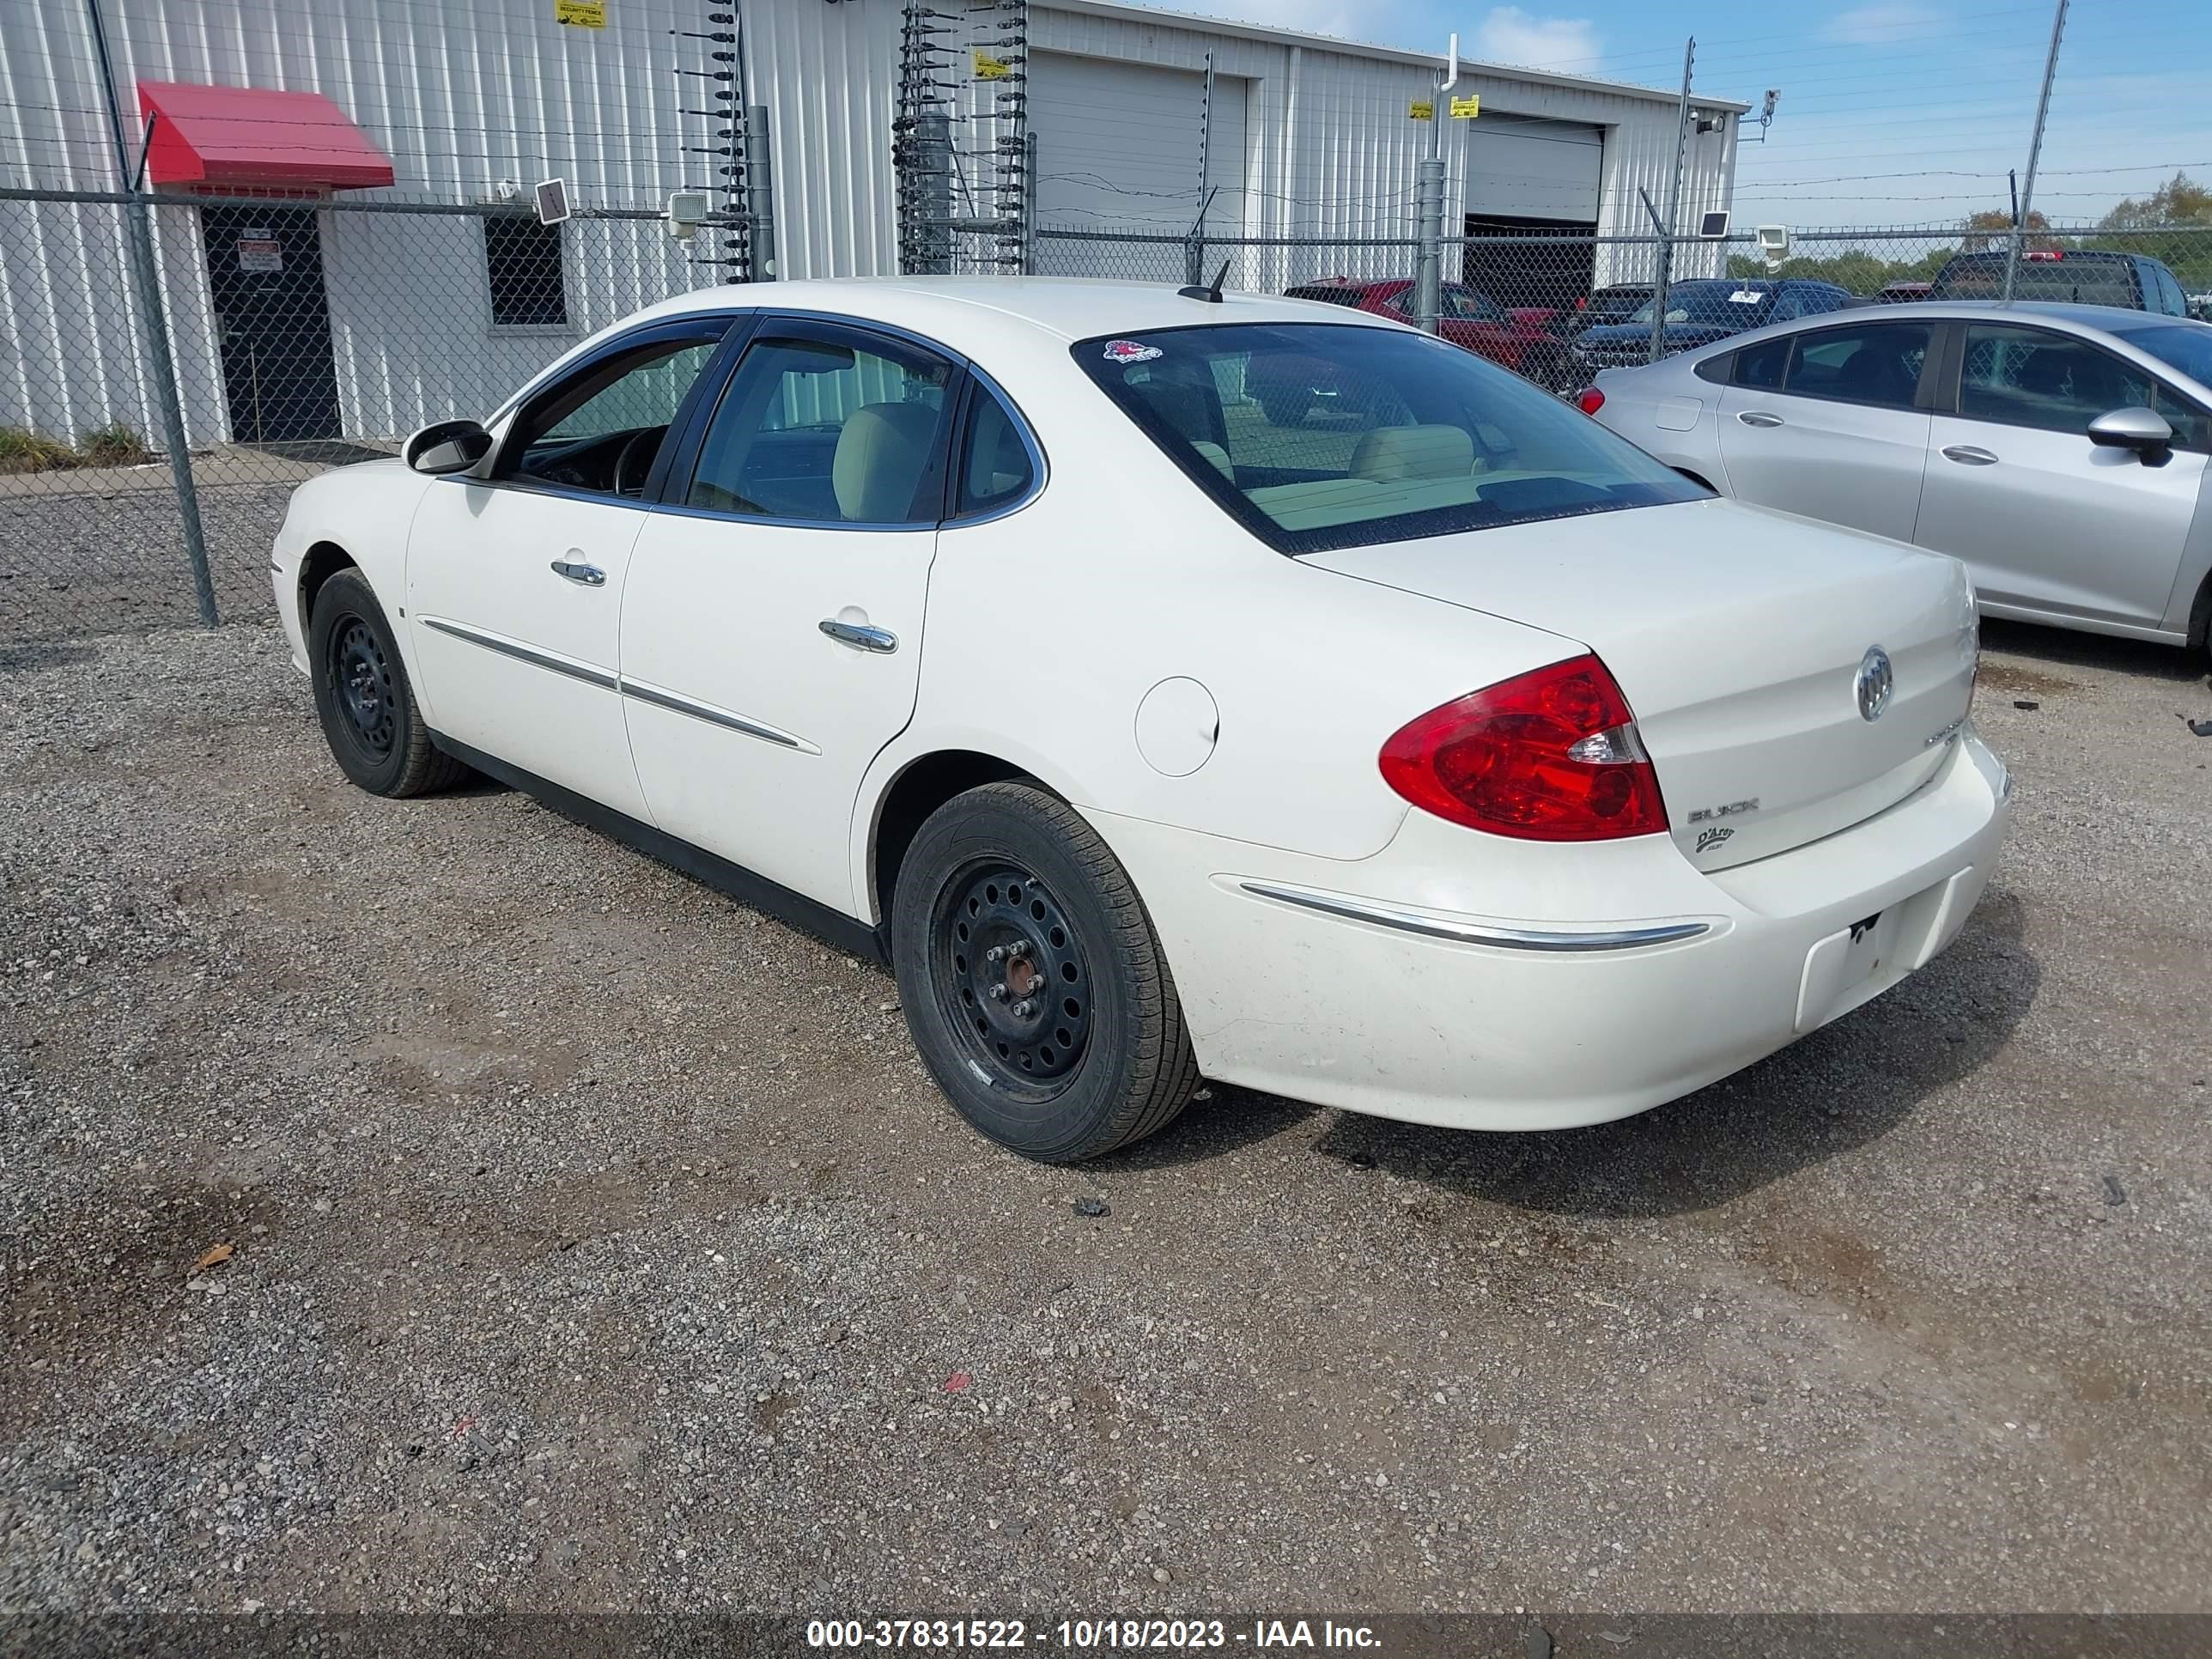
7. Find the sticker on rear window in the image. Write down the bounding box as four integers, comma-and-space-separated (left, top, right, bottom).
1729, 289, 1765, 304
1102, 339, 1162, 364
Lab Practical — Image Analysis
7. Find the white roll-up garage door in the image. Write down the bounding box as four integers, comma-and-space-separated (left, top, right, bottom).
1029, 52, 1249, 234
1462, 115, 1603, 224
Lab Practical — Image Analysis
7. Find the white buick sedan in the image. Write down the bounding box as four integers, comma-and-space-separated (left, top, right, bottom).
273, 279, 2011, 1163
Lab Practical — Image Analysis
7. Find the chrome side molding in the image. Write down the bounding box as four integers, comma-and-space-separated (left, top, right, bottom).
1236, 880, 1714, 953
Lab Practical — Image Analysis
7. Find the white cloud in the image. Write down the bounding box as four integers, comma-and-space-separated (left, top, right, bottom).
1821, 4, 1945, 47
1473, 7, 1602, 71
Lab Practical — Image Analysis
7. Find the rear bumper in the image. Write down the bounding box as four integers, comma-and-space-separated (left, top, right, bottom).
1089, 727, 2010, 1132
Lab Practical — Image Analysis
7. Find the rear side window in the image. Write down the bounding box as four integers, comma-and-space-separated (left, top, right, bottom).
1782, 321, 1932, 409
955, 387, 1039, 518
1733, 335, 1790, 389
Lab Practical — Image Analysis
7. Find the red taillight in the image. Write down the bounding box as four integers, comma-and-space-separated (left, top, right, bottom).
1576, 386, 1606, 416
2023, 248, 2062, 261
1378, 655, 1668, 842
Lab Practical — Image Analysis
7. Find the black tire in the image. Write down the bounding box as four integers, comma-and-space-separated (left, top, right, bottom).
308, 567, 467, 798
891, 781, 1200, 1163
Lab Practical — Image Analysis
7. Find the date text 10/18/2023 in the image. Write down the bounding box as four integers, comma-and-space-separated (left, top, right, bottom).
805, 1620, 1383, 1650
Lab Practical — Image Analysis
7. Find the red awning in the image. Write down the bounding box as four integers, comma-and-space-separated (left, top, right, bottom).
137, 81, 396, 191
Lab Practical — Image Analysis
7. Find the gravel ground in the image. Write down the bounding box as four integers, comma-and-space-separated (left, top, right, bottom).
2, 618, 2209, 1616
0, 477, 294, 647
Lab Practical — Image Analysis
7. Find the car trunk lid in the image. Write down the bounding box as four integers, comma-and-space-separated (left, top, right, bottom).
1304, 497, 1979, 870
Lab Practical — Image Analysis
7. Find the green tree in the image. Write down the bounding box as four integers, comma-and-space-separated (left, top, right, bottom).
2095, 171, 2212, 289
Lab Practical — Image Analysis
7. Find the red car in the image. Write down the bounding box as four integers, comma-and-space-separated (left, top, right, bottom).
1282, 278, 1565, 385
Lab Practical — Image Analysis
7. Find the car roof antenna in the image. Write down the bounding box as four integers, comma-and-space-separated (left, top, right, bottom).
1177, 259, 1231, 303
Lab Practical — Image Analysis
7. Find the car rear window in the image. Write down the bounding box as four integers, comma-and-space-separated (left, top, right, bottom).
1073, 322, 1705, 555
1285, 286, 1370, 308
1935, 255, 2140, 307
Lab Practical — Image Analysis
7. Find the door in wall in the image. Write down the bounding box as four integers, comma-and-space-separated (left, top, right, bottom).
198, 203, 342, 445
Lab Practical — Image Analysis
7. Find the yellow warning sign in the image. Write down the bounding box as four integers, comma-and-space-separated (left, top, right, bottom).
555, 0, 605, 27
1450, 94, 1481, 118
1408, 100, 1434, 121
974, 48, 1013, 81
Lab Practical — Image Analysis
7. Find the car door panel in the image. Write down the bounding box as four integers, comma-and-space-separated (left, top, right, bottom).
408, 484, 651, 816
620, 319, 961, 915
404, 318, 734, 818
1914, 322, 2203, 626
1716, 319, 1936, 544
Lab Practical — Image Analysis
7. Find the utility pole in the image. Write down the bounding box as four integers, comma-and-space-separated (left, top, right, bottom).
1648, 36, 1694, 368
82, 0, 216, 625
2003, 0, 2068, 301
1414, 33, 1457, 337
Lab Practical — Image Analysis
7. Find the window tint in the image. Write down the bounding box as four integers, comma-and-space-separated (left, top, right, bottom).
1074, 322, 1704, 556
684, 330, 955, 523
1958, 324, 2205, 446
506, 334, 723, 495
1693, 351, 1732, 385
1783, 321, 1931, 409
956, 388, 1038, 517
483, 216, 567, 328
1733, 334, 1790, 389
2154, 264, 2188, 317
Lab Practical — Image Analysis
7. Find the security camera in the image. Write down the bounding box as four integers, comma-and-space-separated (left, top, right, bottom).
1755, 224, 1790, 264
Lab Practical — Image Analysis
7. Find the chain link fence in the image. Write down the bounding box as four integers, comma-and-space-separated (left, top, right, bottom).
5, 186, 2210, 647
0, 187, 724, 647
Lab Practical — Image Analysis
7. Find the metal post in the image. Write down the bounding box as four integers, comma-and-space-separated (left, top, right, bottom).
1021, 130, 1038, 275
2003, 0, 2068, 302
1188, 52, 1215, 288
1649, 36, 1695, 367
1413, 34, 1457, 337
744, 104, 775, 279
84, 0, 216, 625
916, 107, 955, 276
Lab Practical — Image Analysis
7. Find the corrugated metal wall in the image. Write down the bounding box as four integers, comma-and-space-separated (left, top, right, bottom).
0, 0, 1739, 446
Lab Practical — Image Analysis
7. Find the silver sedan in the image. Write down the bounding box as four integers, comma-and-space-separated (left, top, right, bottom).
1583, 301, 2212, 665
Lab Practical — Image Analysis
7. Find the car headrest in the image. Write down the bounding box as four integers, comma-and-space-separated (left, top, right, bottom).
1189, 440, 1235, 479
1349, 424, 1475, 483
833, 402, 939, 521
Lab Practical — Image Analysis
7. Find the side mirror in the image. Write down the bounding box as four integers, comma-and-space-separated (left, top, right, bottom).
404, 418, 493, 476
2087, 405, 2172, 461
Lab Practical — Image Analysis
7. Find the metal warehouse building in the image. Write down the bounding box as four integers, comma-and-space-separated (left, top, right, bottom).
2, 0, 1744, 452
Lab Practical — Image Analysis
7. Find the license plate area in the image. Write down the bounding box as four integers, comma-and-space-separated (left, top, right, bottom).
1794, 870, 1972, 1034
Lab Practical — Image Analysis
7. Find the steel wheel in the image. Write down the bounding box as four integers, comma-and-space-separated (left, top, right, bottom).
328, 615, 396, 760
930, 859, 1093, 1098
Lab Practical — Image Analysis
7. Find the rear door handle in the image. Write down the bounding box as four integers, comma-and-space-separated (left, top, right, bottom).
1735, 410, 1785, 428
820, 619, 898, 653
550, 558, 606, 586
1941, 445, 1998, 466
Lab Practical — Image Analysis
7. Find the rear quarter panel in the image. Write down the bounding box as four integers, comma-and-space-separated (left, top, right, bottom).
850, 349, 1577, 915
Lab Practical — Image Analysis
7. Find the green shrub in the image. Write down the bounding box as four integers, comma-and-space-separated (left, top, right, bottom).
0, 426, 78, 474
76, 422, 153, 467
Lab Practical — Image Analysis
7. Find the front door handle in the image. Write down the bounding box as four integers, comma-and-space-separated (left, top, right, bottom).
819, 618, 898, 653
1735, 410, 1785, 428
1941, 445, 1999, 466
550, 558, 606, 586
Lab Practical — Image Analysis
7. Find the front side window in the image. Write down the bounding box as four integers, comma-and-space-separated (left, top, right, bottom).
1782, 321, 1932, 409
684, 328, 956, 523
1960, 324, 2178, 438
503, 332, 726, 495
483, 216, 568, 328
1075, 322, 1705, 555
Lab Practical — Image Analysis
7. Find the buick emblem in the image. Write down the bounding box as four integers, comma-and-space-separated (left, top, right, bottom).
1855, 646, 1893, 723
